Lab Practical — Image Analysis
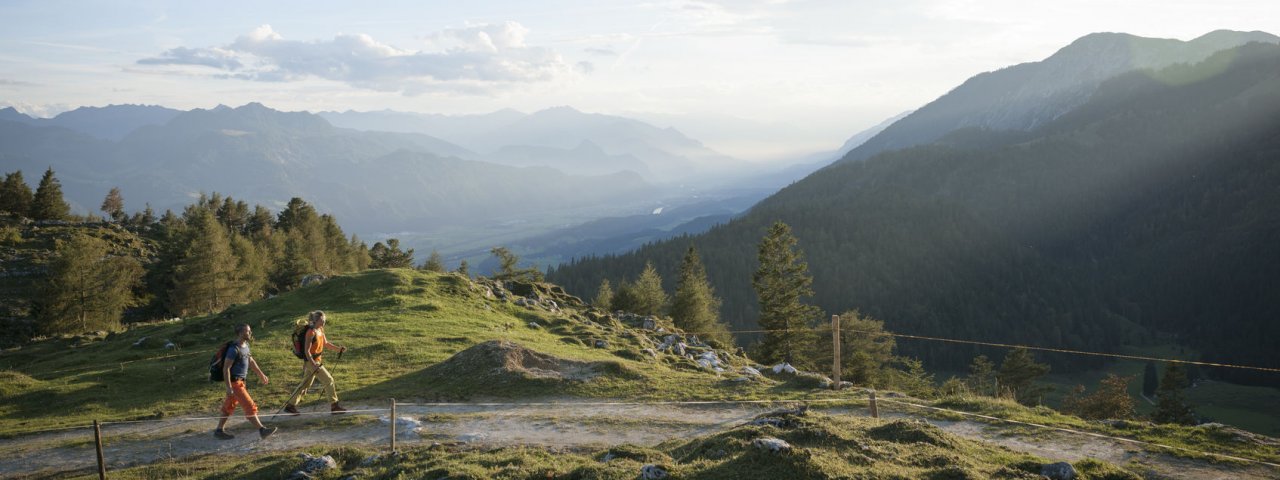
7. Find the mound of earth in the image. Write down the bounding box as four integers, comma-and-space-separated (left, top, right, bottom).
424, 340, 635, 388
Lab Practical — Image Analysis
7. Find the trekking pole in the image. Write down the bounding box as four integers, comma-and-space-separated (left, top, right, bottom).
268, 376, 313, 422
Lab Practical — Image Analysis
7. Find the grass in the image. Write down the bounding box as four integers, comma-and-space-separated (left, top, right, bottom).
910, 394, 1280, 466
1039, 343, 1280, 437
47, 411, 1145, 480
0, 269, 828, 436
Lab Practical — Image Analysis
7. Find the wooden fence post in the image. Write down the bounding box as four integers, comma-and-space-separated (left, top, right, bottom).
831, 315, 841, 390
94, 420, 107, 480
870, 389, 880, 419
390, 398, 397, 454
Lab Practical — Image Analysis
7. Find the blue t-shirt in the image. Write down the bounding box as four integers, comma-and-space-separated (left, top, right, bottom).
224, 342, 251, 380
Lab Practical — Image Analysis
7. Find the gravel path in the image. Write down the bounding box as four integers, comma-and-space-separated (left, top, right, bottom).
0, 402, 1274, 479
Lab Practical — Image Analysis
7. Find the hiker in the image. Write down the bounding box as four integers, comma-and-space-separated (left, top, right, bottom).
215, 324, 277, 440
284, 310, 347, 414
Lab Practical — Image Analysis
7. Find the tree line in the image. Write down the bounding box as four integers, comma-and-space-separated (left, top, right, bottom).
0, 168, 416, 340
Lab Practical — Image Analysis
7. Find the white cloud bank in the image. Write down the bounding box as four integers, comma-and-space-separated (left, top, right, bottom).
137, 23, 570, 95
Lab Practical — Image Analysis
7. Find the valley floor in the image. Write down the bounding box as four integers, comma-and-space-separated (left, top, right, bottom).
2, 399, 1274, 479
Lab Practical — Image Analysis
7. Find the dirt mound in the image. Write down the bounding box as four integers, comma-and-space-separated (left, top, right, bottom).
431, 340, 629, 384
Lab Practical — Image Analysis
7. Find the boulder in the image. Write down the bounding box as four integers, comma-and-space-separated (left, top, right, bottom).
300, 274, 326, 287
1040, 462, 1077, 480
287, 454, 337, 480
640, 464, 669, 480
752, 437, 792, 453
642, 316, 658, 330
527, 322, 542, 329
771, 363, 798, 375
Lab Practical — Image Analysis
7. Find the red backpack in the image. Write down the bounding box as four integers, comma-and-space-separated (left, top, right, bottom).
208, 341, 235, 382
291, 323, 313, 359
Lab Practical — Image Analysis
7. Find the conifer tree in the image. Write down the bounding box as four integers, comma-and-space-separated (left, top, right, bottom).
38, 234, 142, 334
422, 250, 446, 272
997, 348, 1051, 405
100, 187, 125, 223
967, 355, 998, 396
169, 211, 240, 315
630, 261, 668, 317
825, 310, 894, 386
370, 238, 414, 268
489, 246, 542, 281
593, 279, 614, 311
1152, 362, 1197, 425
30, 167, 70, 221
0, 171, 34, 216
752, 221, 821, 367
1062, 374, 1137, 420
456, 260, 470, 278
670, 246, 731, 347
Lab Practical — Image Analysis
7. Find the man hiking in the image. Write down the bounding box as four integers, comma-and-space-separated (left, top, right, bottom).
284, 310, 348, 414
215, 324, 277, 440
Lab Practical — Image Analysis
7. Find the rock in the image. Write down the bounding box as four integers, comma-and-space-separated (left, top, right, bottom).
731, 376, 752, 383
742, 366, 762, 377
641, 348, 658, 358
672, 343, 687, 356
601, 452, 616, 463
132, 337, 148, 348
639, 464, 669, 479
163, 340, 175, 350
300, 274, 326, 287
527, 322, 542, 329
1040, 462, 1077, 480
642, 316, 658, 330
594, 339, 609, 349
771, 363, 798, 375
752, 437, 792, 453
288, 454, 337, 480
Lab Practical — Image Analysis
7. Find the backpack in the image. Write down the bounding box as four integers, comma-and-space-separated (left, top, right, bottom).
291, 322, 314, 359
208, 341, 236, 382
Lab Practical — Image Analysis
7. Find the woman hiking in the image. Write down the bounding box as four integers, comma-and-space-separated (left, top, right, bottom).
214, 324, 277, 440
284, 310, 347, 414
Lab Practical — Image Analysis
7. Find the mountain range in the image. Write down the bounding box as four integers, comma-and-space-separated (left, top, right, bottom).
549, 34, 1280, 387
839, 29, 1280, 163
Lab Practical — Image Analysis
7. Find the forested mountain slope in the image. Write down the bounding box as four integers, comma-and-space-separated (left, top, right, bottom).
550, 43, 1280, 386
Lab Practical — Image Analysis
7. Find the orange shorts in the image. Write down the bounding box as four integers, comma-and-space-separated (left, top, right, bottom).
219, 379, 258, 417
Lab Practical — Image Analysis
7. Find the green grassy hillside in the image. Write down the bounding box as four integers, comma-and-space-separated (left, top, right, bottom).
0, 268, 816, 435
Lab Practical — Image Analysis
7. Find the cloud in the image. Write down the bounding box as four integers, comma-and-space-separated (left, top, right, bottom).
584, 47, 618, 56
136, 23, 570, 95
0, 78, 36, 86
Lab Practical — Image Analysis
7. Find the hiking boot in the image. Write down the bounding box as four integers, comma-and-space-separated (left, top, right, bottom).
259, 426, 277, 439
283, 404, 300, 416
213, 429, 235, 440
331, 403, 347, 414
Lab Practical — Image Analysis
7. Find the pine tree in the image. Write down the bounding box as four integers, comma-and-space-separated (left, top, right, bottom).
100, 187, 125, 223
826, 310, 895, 386
997, 348, 1051, 405
1142, 361, 1159, 398
422, 250, 446, 272
593, 279, 614, 311
30, 167, 70, 221
1152, 362, 1197, 425
38, 234, 143, 334
456, 260, 470, 278
489, 246, 542, 281
752, 221, 821, 367
630, 261, 668, 317
967, 355, 998, 396
371, 239, 415, 268
169, 211, 240, 315
1062, 374, 1136, 420
670, 246, 732, 347
0, 171, 34, 216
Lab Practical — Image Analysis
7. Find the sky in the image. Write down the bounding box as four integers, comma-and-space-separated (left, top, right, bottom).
1, 0, 1277, 160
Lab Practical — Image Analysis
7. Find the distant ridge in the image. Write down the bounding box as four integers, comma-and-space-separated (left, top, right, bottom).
839, 29, 1280, 164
